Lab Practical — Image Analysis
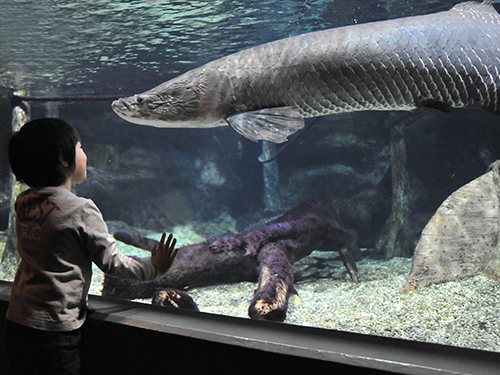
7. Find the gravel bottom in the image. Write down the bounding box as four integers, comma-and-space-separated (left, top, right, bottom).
3, 223, 500, 353
178, 257, 500, 353
88, 253, 500, 353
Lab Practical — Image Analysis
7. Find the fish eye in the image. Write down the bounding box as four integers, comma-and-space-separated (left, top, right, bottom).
136, 96, 143, 104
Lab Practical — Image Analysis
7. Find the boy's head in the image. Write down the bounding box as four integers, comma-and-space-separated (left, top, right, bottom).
8, 118, 81, 188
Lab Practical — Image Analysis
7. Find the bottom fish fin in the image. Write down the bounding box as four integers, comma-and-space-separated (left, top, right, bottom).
226, 106, 305, 143
416, 99, 451, 113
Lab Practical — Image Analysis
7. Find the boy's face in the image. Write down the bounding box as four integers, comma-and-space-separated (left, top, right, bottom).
72, 142, 87, 184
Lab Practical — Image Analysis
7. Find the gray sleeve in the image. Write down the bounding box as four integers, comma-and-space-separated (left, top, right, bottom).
80, 200, 158, 281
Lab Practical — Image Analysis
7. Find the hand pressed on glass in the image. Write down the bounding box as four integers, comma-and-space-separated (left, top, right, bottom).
151, 233, 179, 275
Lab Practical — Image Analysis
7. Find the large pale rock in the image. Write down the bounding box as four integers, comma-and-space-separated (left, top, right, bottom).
403, 164, 500, 292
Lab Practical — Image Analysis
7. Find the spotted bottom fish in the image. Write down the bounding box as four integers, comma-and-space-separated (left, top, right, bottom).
112, 2, 500, 143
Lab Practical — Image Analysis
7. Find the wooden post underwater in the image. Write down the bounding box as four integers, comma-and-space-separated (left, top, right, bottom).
261, 141, 281, 212
0, 103, 29, 279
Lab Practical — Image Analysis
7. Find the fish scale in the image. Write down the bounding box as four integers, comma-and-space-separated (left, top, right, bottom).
224, 3, 500, 114
112, 2, 500, 143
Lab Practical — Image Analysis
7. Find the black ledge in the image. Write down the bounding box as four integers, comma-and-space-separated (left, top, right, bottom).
0, 280, 498, 375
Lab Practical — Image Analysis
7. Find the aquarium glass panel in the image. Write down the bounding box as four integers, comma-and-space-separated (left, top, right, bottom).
2, 0, 500, 353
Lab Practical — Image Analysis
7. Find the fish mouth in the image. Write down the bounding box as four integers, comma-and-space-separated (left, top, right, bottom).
111, 97, 164, 126
111, 97, 136, 115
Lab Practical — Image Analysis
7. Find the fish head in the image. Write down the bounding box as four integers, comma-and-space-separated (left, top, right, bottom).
112, 67, 234, 129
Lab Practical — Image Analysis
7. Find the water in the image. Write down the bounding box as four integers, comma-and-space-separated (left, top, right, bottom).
2, 0, 500, 354
1, 0, 460, 92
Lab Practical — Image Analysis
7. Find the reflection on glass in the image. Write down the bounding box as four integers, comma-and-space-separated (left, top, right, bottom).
1, 0, 499, 355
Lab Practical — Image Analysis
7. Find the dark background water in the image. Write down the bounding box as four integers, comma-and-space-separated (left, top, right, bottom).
1, 0, 498, 249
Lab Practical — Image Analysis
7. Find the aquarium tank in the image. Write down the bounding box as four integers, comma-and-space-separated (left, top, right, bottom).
2, 0, 500, 354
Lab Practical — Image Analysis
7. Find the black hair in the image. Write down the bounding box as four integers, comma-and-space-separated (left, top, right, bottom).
7, 118, 81, 188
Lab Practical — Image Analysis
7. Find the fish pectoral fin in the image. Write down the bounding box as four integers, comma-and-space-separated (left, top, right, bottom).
226, 107, 305, 143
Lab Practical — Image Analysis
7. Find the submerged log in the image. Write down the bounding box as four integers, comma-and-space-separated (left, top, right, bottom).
375, 114, 423, 259
248, 242, 294, 321
102, 235, 258, 299
152, 288, 199, 311
102, 182, 390, 321
103, 214, 359, 321
211, 214, 360, 321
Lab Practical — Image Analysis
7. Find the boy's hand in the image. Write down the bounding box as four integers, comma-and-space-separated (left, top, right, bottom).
151, 233, 178, 276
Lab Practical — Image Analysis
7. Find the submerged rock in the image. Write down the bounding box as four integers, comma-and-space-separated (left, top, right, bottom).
403, 162, 500, 292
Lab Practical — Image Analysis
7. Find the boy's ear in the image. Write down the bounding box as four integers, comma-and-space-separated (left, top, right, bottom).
59, 152, 68, 167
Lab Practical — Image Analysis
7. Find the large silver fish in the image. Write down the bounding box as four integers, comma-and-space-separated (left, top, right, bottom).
112, 2, 500, 143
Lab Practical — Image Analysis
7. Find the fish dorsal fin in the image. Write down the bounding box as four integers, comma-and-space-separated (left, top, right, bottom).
451, 1, 497, 14
226, 107, 305, 143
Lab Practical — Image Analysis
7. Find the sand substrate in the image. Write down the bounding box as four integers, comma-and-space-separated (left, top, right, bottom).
89, 252, 500, 353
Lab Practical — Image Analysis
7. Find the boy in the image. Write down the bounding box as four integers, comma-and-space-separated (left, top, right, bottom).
5, 118, 178, 374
